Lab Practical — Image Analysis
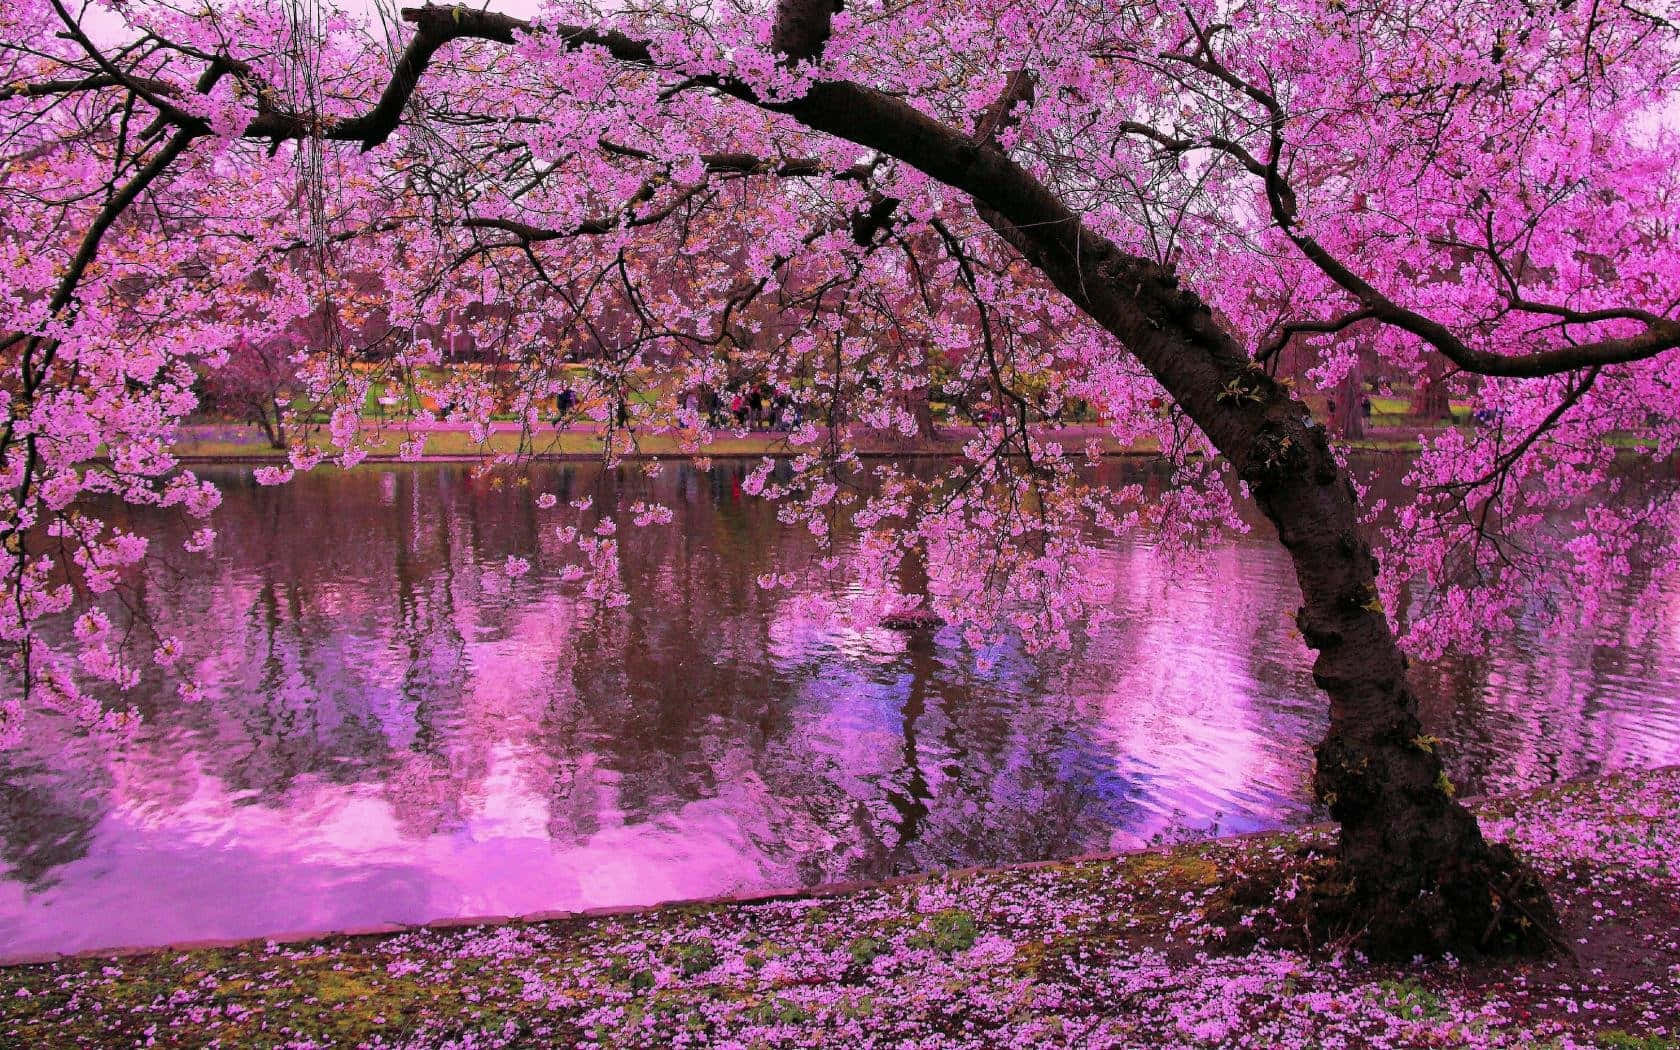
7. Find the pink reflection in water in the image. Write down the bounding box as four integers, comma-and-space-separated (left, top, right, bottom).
1, 462, 1677, 955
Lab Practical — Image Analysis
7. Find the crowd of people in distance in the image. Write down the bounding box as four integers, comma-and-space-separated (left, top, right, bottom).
691, 384, 803, 431
550, 382, 804, 432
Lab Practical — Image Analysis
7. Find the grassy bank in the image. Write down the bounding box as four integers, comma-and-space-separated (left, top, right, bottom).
3, 768, 1676, 1048
168, 425, 1167, 462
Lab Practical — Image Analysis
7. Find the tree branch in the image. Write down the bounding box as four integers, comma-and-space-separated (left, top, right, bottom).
1257, 308, 1377, 365
1127, 49, 1679, 379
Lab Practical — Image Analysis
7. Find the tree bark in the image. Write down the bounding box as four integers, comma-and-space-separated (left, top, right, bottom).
1331, 358, 1367, 440
906, 388, 938, 442
255, 400, 286, 450
1410, 359, 1454, 421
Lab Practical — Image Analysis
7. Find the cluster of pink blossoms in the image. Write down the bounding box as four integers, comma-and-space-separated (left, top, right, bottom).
0, 0, 1675, 740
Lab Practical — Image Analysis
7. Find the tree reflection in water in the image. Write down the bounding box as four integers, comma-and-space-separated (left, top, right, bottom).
0, 461, 1676, 955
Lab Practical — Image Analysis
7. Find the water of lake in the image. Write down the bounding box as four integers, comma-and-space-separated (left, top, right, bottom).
2, 460, 1677, 955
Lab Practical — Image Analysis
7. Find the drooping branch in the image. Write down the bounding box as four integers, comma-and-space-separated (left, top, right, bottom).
0, 73, 182, 103
43, 128, 201, 321
1118, 45, 1680, 378
597, 138, 873, 181
1429, 366, 1603, 494
1256, 308, 1378, 365
454, 146, 875, 264
236, 6, 533, 148
225, 7, 656, 149
46, 0, 201, 129
1279, 211, 1680, 378
454, 181, 700, 259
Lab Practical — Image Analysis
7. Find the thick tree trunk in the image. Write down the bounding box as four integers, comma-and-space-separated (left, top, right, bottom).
1331, 360, 1367, 440
907, 389, 938, 442
777, 81, 1560, 956
1011, 234, 1554, 958
254, 399, 287, 450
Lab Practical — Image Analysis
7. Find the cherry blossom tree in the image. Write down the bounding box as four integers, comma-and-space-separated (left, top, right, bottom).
197, 332, 303, 448
2, 0, 1677, 956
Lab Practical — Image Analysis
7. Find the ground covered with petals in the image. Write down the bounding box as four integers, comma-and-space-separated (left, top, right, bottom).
3, 768, 1676, 1049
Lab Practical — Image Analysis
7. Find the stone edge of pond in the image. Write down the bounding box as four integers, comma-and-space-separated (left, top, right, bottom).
0, 764, 1665, 971
0, 836, 1308, 970
0, 851, 1157, 969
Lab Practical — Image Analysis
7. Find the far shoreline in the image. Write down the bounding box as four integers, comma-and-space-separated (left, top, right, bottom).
167, 419, 1439, 466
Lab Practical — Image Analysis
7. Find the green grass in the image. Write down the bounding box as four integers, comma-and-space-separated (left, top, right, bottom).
1370, 977, 1449, 1021
905, 910, 979, 955
1594, 1033, 1680, 1050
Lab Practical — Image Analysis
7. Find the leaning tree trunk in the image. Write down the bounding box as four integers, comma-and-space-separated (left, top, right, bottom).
781, 81, 1561, 956
1017, 233, 1554, 957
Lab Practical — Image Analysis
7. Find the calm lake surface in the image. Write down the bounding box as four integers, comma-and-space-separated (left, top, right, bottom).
3, 460, 1678, 955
